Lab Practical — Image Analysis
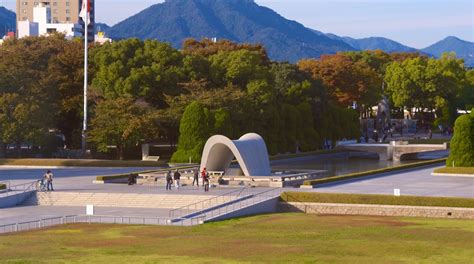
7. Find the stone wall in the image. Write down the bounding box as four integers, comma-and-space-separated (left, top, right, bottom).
279, 202, 474, 219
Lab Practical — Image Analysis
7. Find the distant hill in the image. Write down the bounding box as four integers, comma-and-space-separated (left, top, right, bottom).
327, 35, 419, 53
95, 23, 110, 33
0, 7, 16, 37
422, 36, 474, 67
106, 0, 354, 62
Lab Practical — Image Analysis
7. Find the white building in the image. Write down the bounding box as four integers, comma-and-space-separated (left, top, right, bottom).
17, 3, 80, 39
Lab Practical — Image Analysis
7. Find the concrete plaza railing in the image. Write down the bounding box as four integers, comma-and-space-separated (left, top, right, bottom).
0, 181, 37, 208
0, 214, 206, 235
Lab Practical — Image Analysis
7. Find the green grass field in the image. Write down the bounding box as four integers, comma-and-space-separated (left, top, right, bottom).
1, 214, 473, 263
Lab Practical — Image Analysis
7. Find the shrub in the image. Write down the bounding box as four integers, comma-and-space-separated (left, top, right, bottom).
446, 112, 474, 167
171, 102, 211, 163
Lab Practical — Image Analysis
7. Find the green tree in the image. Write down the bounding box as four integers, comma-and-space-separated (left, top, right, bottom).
446, 112, 474, 167
91, 39, 185, 107
88, 98, 159, 160
171, 101, 211, 163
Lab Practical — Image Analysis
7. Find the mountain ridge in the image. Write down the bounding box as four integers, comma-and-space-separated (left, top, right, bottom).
106, 0, 355, 62
422, 36, 474, 66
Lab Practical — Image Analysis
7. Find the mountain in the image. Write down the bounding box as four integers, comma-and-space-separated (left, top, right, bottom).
95, 23, 110, 33
325, 32, 421, 53
0, 7, 16, 37
422, 36, 474, 67
106, 0, 354, 62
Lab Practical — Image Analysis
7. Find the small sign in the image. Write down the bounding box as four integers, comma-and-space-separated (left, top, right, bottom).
86, 204, 94, 215
394, 189, 401, 196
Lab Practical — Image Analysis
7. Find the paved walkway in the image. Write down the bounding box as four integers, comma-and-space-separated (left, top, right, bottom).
308, 165, 474, 198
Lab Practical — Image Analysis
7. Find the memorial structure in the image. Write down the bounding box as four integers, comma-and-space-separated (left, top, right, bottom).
200, 133, 271, 177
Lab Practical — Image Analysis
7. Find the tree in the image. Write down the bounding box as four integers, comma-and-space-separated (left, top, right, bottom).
298, 53, 381, 113
0, 35, 67, 156
385, 54, 466, 125
91, 39, 185, 107
446, 112, 474, 167
171, 102, 211, 163
88, 98, 159, 160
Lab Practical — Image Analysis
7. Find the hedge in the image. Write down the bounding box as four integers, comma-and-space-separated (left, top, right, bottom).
303, 158, 446, 186
433, 167, 474, 175
0, 184, 6, 190
280, 192, 474, 208
0, 159, 165, 167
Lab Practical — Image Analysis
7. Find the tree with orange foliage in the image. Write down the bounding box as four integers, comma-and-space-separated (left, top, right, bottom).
298, 53, 381, 114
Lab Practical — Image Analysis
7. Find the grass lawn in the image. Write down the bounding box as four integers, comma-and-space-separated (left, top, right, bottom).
434, 167, 474, 175
0, 158, 166, 167
0, 214, 473, 263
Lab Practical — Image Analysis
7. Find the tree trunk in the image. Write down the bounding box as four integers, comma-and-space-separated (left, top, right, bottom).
0, 142, 6, 158
16, 142, 21, 158
117, 145, 124, 160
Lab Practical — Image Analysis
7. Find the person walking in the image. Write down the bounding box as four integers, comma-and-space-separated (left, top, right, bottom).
166, 170, 173, 191
202, 168, 210, 192
44, 170, 54, 191
173, 169, 181, 189
192, 170, 199, 186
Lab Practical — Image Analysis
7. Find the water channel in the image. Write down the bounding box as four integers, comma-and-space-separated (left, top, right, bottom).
271, 151, 448, 178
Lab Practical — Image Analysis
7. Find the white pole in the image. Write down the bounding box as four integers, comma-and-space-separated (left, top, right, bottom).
81, 8, 88, 156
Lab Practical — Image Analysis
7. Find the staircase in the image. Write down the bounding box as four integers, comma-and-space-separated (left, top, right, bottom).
23, 192, 225, 209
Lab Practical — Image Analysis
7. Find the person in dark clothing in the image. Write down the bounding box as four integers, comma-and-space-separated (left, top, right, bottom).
166, 170, 173, 190
202, 168, 210, 192
173, 169, 181, 189
44, 170, 54, 191
192, 170, 199, 186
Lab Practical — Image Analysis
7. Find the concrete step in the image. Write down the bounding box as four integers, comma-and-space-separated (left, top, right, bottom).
22, 192, 226, 209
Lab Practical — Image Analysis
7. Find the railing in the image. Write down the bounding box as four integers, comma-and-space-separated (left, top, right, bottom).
0, 180, 37, 198
169, 187, 251, 218
0, 214, 206, 235
0, 215, 77, 234
200, 188, 282, 222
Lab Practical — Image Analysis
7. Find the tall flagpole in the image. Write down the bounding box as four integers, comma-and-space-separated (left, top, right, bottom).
81, 5, 88, 157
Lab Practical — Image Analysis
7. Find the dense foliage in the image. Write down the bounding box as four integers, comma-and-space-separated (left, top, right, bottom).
0, 34, 471, 160
447, 111, 474, 167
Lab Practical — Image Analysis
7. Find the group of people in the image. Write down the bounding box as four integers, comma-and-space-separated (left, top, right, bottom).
40, 170, 54, 191
165, 167, 210, 192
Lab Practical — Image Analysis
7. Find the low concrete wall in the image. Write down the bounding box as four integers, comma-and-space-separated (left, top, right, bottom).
0, 191, 36, 208
279, 202, 474, 220
207, 197, 280, 222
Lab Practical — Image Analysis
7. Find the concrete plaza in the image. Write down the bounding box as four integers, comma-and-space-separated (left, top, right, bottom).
309, 165, 474, 198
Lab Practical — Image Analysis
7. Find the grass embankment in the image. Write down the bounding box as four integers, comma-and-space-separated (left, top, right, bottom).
0, 214, 473, 263
433, 167, 474, 175
303, 158, 446, 186
0, 159, 165, 167
281, 192, 474, 208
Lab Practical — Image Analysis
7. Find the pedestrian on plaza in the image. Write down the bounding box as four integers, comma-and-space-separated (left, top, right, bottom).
173, 169, 181, 189
44, 170, 54, 191
202, 168, 210, 192
192, 169, 199, 186
428, 129, 433, 140
166, 170, 173, 190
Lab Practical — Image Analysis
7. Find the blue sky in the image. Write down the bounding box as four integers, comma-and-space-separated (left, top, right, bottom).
2, 0, 473, 48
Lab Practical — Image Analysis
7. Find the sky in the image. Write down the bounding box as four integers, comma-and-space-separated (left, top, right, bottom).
1, 0, 473, 48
